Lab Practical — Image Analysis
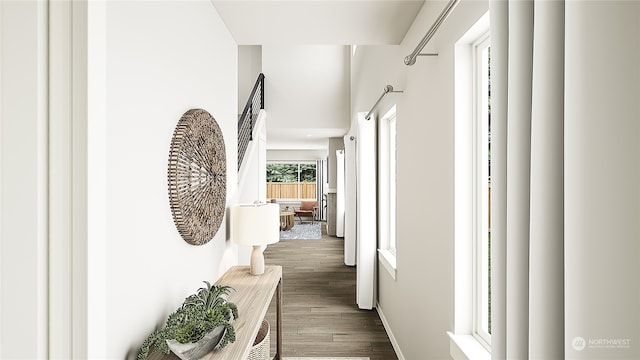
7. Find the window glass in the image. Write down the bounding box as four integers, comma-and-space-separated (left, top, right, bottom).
474, 34, 491, 345
266, 163, 317, 200
388, 116, 397, 254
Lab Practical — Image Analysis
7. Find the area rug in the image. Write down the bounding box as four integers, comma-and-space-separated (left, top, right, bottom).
279, 222, 322, 240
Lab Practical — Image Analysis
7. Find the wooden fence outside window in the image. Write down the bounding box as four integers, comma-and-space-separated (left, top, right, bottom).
267, 182, 316, 200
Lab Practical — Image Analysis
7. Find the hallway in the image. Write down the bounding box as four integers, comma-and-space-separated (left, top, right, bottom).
264, 225, 397, 359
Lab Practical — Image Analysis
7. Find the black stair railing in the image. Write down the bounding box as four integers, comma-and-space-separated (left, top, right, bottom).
238, 73, 265, 170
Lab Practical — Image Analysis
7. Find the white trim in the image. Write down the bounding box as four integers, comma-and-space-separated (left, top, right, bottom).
387, 113, 397, 255
377, 249, 396, 280
266, 159, 317, 165
377, 106, 397, 258
471, 33, 491, 346
376, 302, 406, 360
266, 161, 318, 201
448, 332, 491, 360
454, 21, 475, 338
452, 10, 491, 354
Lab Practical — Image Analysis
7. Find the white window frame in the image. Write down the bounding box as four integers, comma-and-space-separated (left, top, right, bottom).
450, 11, 491, 360
266, 161, 317, 201
388, 114, 397, 255
377, 106, 397, 279
472, 33, 491, 347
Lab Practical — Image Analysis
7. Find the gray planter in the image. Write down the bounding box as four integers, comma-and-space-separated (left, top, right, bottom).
166, 326, 226, 360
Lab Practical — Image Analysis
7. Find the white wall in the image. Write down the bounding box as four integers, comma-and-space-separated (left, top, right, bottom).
350, 45, 403, 122
237, 110, 268, 266
262, 45, 351, 134
238, 110, 268, 205
267, 149, 328, 161
353, 1, 640, 359
105, 1, 238, 358
350, 1, 488, 359
238, 45, 262, 114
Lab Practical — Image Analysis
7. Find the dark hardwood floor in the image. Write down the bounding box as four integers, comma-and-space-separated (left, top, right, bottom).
264, 222, 398, 360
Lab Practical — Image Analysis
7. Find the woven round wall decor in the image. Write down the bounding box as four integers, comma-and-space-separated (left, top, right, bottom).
168, 109, 226, 245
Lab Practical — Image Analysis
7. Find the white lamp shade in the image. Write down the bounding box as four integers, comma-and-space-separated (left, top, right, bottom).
232, 203, 280, 246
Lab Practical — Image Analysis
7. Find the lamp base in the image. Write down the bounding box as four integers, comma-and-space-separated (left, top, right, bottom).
250, 245, 265, 275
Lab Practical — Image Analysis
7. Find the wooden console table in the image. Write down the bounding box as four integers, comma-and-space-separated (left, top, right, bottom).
149, 265, 282, 360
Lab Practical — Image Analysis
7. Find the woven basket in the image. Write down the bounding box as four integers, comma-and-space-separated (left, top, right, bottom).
247, 319, 270, 360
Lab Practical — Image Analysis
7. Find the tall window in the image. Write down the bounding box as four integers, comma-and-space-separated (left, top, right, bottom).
266, 162, 316, 200
452, 13, 491, 356
378, 107, 397, 279
388, 115, 397, 254
473, 33, 491, 346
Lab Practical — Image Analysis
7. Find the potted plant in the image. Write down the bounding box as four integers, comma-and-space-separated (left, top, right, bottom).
137, 282, 239, 360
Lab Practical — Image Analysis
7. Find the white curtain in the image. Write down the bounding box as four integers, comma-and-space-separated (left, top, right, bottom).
315, 159, 325, 221
356, 113, 377, 310
491, 1, 565, 357
336, 150, 345, 238
491, 1, 640, 359
343, 133, 357, 266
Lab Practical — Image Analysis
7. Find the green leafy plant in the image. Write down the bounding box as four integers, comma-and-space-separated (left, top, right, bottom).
137, 282, 238, 360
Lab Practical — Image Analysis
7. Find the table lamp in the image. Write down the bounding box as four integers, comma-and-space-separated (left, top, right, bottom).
232, 203, 280, 275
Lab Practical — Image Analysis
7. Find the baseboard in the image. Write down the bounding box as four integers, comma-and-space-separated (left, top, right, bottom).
376, 302, 406, 360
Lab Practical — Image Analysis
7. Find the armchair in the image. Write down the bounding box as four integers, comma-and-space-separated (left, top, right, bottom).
294, 200, 318, 224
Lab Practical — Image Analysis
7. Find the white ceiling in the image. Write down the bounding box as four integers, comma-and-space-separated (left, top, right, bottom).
212, 0, 425, 151
212, 0, 424, 45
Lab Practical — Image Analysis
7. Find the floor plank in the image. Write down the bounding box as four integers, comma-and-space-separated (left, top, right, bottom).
263, 223, 398, 360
